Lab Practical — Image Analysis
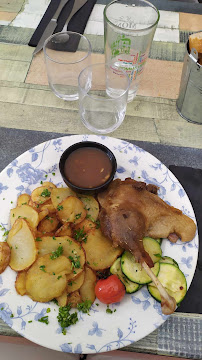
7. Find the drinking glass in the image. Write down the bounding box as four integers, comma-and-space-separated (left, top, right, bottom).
104, 0, 159, 102
43, 31, 91, 101
78, 63, 130, 134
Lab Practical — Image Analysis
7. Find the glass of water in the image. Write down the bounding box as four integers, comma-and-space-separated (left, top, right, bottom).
78, 63, 130, 134
43, 32, 91, 101
104, 0, 159, 102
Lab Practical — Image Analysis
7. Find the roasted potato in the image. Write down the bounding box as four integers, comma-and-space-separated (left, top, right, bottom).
26, 254, 72, 302
82, 229, 123, 270
31, 184, 54, 205
17, 193, 31, 207
55, 223, 73, 237
67, 270, 85, 293
80, 266, 96, 303
7, 219, 37, 271
37, 236, 86, 276
51, 187, 76, 209
0, 242, 11, 274
10, 205, 39, 229
67, 290, 82, 308
74, 219, 96, 235
56, 289, 68, 307
15, 271, 26, 296
37, 213, 60, 233
56, 196, 86, 225
77, 194, 99, 221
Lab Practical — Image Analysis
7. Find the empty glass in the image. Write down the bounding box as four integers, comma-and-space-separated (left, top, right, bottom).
104, 0, 159, 102
43, 31, 92, 101
78, 63, 130, 134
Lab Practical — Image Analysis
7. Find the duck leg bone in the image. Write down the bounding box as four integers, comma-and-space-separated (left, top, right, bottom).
142, 261, 176, 315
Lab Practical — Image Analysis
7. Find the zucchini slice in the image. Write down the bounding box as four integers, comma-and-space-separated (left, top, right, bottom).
148, 263, 187, 305
143, 237, 162, 263
110, 258, 140, 293
160, 256, 179, 267
121, 251, 160, 285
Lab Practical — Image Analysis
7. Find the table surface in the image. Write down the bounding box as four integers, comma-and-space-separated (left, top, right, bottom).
0, 0, 202, 359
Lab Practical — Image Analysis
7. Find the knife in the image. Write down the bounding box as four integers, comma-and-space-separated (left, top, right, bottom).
33, 0, 71, 55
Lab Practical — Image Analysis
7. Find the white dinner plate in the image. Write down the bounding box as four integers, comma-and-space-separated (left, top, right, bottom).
0, 135, 198, 353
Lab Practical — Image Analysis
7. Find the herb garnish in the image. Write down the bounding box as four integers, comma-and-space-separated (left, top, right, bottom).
57, 205, 63, 211
50, 246, 63, 260
41, 189, 51, 197
77, 300, 92, 314
57, 305, 78, 335
38, 316, 49, 325
39, 265, 46, 272
68, 255, 80, 269
74, 227, 87, 243
35, 237, 42, 242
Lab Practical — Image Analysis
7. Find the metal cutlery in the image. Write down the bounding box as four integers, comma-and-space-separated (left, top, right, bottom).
33, 0, 88, 55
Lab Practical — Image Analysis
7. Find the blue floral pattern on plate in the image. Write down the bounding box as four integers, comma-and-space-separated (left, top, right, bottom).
0, 135, 198, 353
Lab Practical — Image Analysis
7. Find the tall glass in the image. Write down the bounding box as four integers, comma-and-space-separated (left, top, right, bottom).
104, 0, 159, 102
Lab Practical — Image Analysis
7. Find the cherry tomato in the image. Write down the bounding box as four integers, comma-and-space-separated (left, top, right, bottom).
95, 274, 125, 304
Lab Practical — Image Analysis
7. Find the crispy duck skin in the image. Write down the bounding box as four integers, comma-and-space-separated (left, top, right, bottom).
98, 178, 196, 267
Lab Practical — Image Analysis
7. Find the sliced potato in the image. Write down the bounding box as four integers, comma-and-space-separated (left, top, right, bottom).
0, 242, 11, 274
74, 219, 96, 235
38, 214, 60, 233
66, 268, 84, 281
37, 236, 85, 274
7, 219, 37, 271
82, 229, 123, 270
40, 202, 56, 214
17, 194, 31, 207
56, 196, 86, 225
26, 254, 72, 302
51, 187, 76, 209
80, 266, 96, 303
41, 182, 57, 189
31, 185, 53, 205
55, 223, 73, 237
38, 208, 49, 223
77, 194, 99, 221
15, 271, 26, 296
10, 205, 39, 229
67, 270, 85, 293
56, 289, 68, 307
67, 290, 82, 308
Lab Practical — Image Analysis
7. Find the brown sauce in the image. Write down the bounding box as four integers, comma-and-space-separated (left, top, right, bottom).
64, 147, 112, 188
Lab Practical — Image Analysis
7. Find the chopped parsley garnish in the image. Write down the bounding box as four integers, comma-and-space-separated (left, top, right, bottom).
68, 255, 80, 269
52, 172, 55, 176
10, 314, 14, 318
41, 189, 51, 197
95, 219, 100, 229
50, 246, 63, 260
57, 275, 62, 280
35, 237, 42, 242
39, 265, 46, 272
40, 181, 43, 184
38, 316, 49, 325
57, 205, 63, 211
57, 305, 78, 334
52, 236, 56, 240
77, 300, 92, 314
106, 306, 113, 314
74, 227, 87, 243
46, 308, 51, 313
28, 320, 32, 323
75, 213, 81, 220
3, 230, 9, 236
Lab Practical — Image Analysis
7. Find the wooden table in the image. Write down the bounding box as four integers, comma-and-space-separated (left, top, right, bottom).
0, 1, 201, 359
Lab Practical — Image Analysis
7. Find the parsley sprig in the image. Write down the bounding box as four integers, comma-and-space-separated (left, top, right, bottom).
57, 305, 78, 335
50, 246, 63, 260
